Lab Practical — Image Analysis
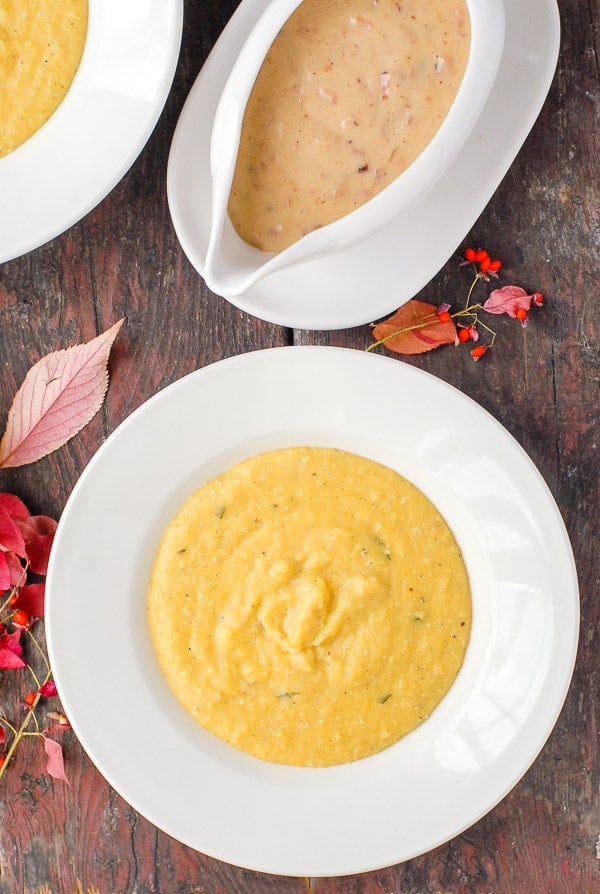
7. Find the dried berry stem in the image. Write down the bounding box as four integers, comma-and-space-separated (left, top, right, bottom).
465, 272, 482, 309
27, 627, 51, 676
0, 565, 28, 620
0, 716, 18, 736
0, 703, 37, 782
0, 590, 16, 618
0, 663, 52, 783
475, 318, 498, 342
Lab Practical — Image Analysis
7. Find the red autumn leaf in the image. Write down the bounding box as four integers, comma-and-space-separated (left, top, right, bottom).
0, 552, 10, 590
45, 722, 71, 734
0, 506, 27, 557
0, 724, 5, 745
39, 680, 58, 698
16, 516, 57, 575
42, 736, 69, 784
0, 649, 26, 669
0, 493, 30, 520
1, 629, 23, 654
0, 319, 124, 469
372, 300, 457, 355
6, 551, 26, 588
0, 630, 26, 669
482, 285, 534, 318
12, 583, 45, 618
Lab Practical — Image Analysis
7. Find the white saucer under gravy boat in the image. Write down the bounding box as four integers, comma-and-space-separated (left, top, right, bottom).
204, 0, 505, 298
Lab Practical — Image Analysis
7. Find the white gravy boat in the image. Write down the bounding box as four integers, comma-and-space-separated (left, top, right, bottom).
205, 0, 505, 298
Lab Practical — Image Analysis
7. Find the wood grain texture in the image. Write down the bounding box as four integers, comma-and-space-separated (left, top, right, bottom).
0, 0, 598, 891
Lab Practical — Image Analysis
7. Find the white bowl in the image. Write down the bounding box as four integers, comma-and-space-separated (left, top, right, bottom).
0, 0, 183, 264
204, 0, 505, 297
46, 347, 579, 876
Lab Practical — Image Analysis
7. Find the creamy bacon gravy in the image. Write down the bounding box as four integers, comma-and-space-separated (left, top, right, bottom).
147, 447, 471, 767
0, 0, 88, 158
228, 0, 471, 252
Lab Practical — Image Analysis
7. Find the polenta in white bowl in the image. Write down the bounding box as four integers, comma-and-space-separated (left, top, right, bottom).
0, 0, 183, 263
0, 0, 88, 158
46, 347, 578, 875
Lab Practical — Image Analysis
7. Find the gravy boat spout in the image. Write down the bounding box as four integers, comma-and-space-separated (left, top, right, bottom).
205, 0, 307, 296
204, 0, 505, 299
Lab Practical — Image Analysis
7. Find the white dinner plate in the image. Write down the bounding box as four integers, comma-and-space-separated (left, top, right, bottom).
46, 347, 579, 877
168, 0, 559, 329
0, 0, 183, 264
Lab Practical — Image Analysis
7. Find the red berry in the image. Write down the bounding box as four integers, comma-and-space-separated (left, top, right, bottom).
515, 307, 527, 321
24, 692, 37, 707
12, 610, 28, 627
9, 594, 18, 607
458, 327, 472, 342
0, 755, 5, 768
474, 249, 488, 262
437, 310, 452, 323
471, 345, 488, 360
464, 247, 476, 262
479, 256, 491, 273
488, 259, 502, 272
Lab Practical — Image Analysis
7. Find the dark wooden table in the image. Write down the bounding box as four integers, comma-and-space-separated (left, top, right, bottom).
0, 1, 598, 891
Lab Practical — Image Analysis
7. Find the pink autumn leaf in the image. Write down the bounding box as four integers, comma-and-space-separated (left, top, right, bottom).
0, 506, 27, 557
39, 680, 58, 698
16, 515, 57, 575
0, 319, 124, 469
43, 736, 69, 784
12, 583, 45, 618
482, 285, 534, 318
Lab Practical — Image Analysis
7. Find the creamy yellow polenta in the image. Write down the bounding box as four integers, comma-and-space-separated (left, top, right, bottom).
0, 0, 88, 158
147, 447, 471, 766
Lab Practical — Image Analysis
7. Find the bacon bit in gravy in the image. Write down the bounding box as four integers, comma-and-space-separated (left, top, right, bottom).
380, 70, 392, 98
319, 87, 337, 104
349, 15, 374, 27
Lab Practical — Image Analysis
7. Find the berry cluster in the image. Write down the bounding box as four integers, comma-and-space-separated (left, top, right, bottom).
437, 247, 545, 359
0, 494, 69, 783
369, 244, 545, 359
463, 247, 502, 276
